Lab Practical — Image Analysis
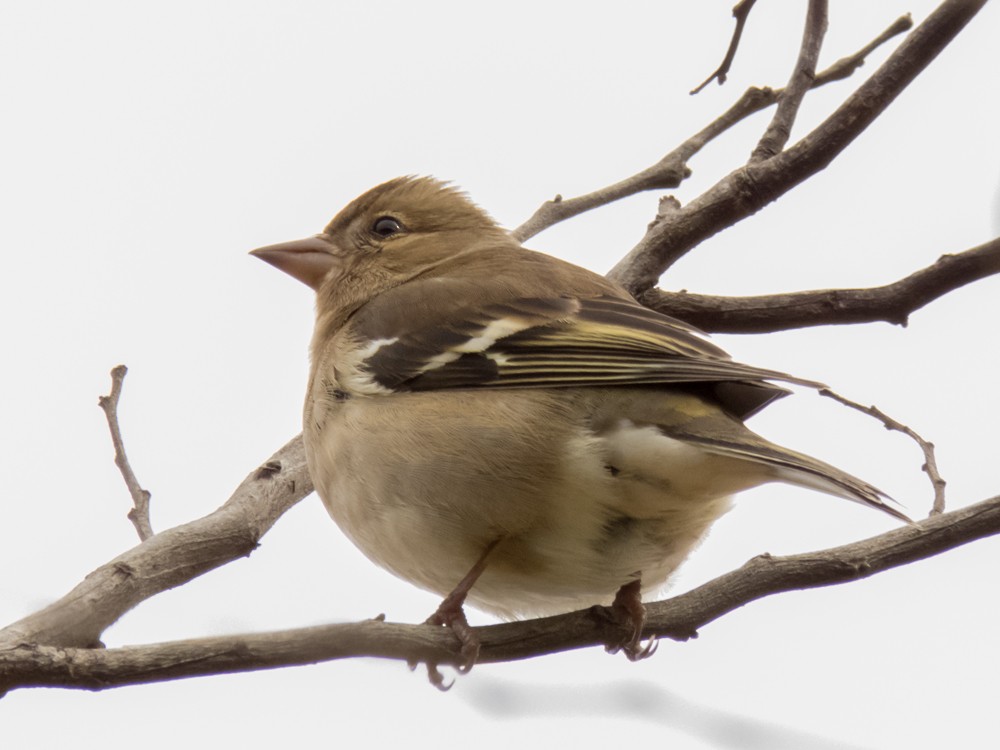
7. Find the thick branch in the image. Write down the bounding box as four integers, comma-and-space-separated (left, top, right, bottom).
750, 0, 827, 162
3, 495, 997, 692
0, 435, 312, 650
636, 236, 1000, 332
511, 14, 912, 243
608, 0, 985, 294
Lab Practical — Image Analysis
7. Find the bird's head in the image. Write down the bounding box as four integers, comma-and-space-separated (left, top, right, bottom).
251, 176, 506, 293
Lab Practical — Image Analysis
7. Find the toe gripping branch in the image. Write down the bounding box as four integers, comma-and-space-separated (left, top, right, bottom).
599, 579, 659, 661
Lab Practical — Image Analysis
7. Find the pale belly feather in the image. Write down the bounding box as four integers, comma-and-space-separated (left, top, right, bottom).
305, 388, 746, 619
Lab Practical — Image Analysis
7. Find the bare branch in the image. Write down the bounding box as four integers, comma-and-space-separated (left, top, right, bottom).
511, 165, 690, 245
3, 494, 997, 693
819, 389, 947, 516
0, 435, 312, 650
97, 365, 154, 541
690, 0, 758, 95
636, 236, 1000, 332
512, 14, 912, 244
608, 0, 987, 294
813, 14, 913, 86
750, 0, 828, 162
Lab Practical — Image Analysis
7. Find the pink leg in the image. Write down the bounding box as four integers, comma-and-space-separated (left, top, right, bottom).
421, 539, 500, 689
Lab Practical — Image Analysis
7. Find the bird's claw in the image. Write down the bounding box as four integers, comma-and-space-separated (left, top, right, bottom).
600, 579, 659, 661
425, 661, 455, 691
411, 598, 480, 687
425, 601, 481, 672
607, 633, 659, 661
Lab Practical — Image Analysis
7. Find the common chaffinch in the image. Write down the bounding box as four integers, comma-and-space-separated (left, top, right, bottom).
252, 176, 903, 674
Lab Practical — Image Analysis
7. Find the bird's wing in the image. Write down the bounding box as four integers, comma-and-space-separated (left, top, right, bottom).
346, 291, 820, 401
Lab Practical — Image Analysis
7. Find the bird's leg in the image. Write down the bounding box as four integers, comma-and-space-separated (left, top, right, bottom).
604, 578, 658, 661
420, 539, 500, 687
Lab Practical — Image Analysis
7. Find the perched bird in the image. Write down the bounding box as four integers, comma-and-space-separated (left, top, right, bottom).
252, 176, 904, 677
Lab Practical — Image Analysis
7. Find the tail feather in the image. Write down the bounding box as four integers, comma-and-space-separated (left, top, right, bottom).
674, 430, 912, 523
629, 389, 912, 523
765, 454, 911, 523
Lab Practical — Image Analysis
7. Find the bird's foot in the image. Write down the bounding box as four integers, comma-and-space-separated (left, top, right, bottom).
601, 579, 658, 661
410, 541, 500, 689
409, 595, 480, 691
426, 593, 481, 672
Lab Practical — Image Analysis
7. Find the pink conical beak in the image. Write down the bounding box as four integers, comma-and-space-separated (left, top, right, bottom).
250, 235, 339, 290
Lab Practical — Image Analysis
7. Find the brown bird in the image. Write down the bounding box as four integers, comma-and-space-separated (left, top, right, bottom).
252, 176, 904, 683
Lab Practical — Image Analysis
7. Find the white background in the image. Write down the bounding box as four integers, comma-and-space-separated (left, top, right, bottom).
2, 2, 998, 749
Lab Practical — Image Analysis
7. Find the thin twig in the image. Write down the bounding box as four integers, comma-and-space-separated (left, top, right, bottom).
691, 0, 758, 95
819, 389, 946, 516
97, 365, 154, 541
750, 0, 828, 162
812, 14, 913, 86
636, 236, 1000, 333
608, 0, 985, 295
512, 14, 912, 243
3, 494, 997, 692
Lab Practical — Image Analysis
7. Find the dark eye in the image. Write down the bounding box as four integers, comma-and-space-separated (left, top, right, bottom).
372, 216, 403, 238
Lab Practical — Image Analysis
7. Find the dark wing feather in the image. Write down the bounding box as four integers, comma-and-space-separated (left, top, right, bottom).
355, 293, 820, 408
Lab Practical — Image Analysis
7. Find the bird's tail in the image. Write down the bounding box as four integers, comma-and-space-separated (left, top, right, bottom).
760, 447, 911, 523
660, 420, 911, 523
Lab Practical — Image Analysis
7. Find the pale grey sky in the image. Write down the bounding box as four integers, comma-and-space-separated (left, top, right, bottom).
2, 3, 998, 749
